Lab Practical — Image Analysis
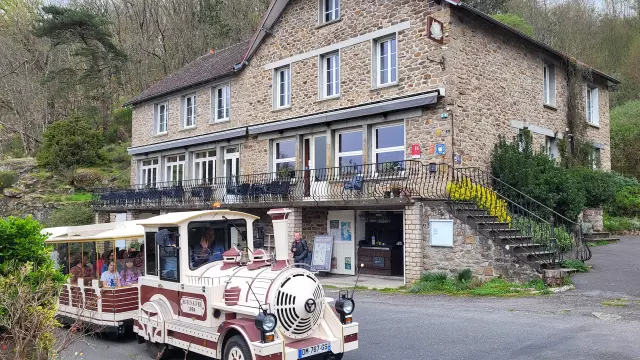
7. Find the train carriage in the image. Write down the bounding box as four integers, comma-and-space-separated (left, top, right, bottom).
134, 208, 358, 360
44, 221, 146, 335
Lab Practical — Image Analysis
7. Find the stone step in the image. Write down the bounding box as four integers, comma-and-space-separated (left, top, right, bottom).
584, 232, 612, 240
451, 201, 479, 210
487, 228, 522, 236
466, 215, 498, 223
477, 221, 511, 230
586, 237, 620, 244
509, 243, 549, 254
455, 208, 487, 216
524, 250, 558, 262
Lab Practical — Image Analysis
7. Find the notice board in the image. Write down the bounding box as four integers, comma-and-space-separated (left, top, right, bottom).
310, 235, 334, 272
429, 219, 454, 247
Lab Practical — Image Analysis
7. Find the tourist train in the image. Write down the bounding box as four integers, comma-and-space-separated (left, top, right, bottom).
44, 208, 358, 360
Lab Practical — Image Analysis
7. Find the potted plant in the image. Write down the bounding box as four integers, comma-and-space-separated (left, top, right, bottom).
390, 185, 402, 198
383, 185, 391, 198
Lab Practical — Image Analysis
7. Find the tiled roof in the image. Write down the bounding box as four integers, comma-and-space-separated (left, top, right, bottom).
125, 40, 250, 106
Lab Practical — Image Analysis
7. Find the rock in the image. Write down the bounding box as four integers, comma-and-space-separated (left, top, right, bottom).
3, 188, 22, 198
0, 158, 37, 173
592, 312, 622, 321
548, 284, 575, 293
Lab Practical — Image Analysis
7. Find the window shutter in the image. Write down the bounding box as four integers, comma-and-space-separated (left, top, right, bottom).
152, 104, 158, 135
594, 89, 600, 126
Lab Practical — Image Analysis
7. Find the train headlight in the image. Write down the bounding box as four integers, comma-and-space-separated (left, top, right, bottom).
255, 312, 278, 342
335, 298, 354, 315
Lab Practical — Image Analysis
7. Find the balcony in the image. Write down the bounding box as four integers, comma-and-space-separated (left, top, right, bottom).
91, 160, 452, 211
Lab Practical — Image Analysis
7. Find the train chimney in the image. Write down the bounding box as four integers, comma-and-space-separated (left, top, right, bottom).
267, 208, 293, 262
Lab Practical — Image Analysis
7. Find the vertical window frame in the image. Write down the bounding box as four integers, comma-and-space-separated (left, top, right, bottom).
372, 123, 406, 173
320, 52, 341, 99
140, 158, 159, 188
586, 85, 599, 126
320, 0, 340, 24
273, 138, 297, 174
183, 94, 197, 128
374, 35, 398, 88
274, 66, 291, 109
335, 129, 363, 169
213, 84, 231, 122
156, 102, 168, 134
193, 150, 217, 184
543, 63, 556, 107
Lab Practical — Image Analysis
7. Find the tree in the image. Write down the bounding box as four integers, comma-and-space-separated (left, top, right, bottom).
34, 5, 127, 131
45, 204, 95, 228
610, 100, 640, 180
492, 13, 535, 36
36, 115, 104, 175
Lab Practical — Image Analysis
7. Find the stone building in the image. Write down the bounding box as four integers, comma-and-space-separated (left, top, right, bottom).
93, 0, 618, 284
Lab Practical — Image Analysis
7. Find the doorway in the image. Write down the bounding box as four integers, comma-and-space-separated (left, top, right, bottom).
303, 134, 327, 198
224, 146, 240, 185
327, 210, 356, 275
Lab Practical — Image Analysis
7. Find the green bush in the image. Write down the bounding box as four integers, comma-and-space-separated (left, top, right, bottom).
45, 203, 95, 227
0, 170, 18, 190
457, 268, 473, 283
567, 167, 616, 209
73, 168, 103, 189
610, 100, 640, 180
604, 214, 640, 232
561, 259, 589, 272
510, 216, 573, 252
36, 115, 104, 173
492, 13, 535, 37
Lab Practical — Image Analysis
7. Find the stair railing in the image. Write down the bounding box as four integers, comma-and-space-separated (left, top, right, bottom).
447, 166, 590, 269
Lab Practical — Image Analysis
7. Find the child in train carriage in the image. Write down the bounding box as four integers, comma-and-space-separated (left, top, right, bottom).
120, 258, 142, 286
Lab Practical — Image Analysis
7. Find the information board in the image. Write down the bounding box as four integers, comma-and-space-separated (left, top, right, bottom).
310, 235, 334, 272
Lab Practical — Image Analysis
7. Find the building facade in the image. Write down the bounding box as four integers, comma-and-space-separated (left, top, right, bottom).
95, 0, 618, 284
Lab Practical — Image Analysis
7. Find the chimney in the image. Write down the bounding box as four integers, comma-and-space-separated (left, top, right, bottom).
267, 208, 293, 262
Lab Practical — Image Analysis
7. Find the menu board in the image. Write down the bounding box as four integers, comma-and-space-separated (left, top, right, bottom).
310, 235, 334, 272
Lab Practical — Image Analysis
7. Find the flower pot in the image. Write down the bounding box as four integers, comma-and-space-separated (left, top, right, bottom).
383, 191, 391, 198
392, 189, 401, 197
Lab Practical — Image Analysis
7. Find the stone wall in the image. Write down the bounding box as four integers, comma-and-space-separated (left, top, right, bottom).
449, 8, 611, 169
581, 208, 604, 233
301, 207, 329, 248
416, 201, 540, 283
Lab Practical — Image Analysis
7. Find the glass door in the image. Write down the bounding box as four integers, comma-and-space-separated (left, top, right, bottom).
194, 150, 216, 184
224, 146, 240, 186
165, 154, 185, 186
303, 134, 327, 197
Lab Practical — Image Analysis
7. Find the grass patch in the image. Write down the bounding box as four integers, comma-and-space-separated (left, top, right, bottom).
408, 270, 549, 297
601, 298, 628, 307
561, 259, 590, 273
587, 241, 612, 247
604, 214, 640, 233
43, 192, 93, 203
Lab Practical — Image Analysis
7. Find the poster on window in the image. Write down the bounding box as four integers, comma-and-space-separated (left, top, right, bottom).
329, 220, 340, 242
345, 257, 352, 270
340, 221, 352, 241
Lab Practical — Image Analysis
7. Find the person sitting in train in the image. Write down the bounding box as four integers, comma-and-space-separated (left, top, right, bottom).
100, 250, 123, 273
191, 227, 223, 267
100, 261, 121, 288
69, 254, 94, 284
120, 258, 141, 286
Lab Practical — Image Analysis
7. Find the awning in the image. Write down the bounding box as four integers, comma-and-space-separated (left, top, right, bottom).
128, 127, 247, 156
247, 90, 441, 135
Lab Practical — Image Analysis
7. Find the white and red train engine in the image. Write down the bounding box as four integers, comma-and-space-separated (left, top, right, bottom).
134, 209, 358, 360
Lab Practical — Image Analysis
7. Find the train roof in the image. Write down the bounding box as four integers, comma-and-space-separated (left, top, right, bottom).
44, 221, 144, 243
136, 210, 260, 227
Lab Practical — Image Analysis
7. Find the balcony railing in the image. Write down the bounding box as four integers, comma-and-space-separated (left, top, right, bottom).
91, 160, 453, 210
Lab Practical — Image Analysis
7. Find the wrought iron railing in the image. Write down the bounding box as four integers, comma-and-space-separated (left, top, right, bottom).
91, 160, 453, 210
447, 167, 590, 269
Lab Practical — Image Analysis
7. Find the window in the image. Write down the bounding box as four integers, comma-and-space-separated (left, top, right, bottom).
545, 136, 558, 160
275, 66, 291, 108
165, 154, 185, 184
194, 150, 216, 184
214, 84, 230, 121
140, 158, 159, 187
321, 52, 340, 98
543, 63, 556, 106
375, 36, 397, 87
373, 124, 405, 172
183, 94, 196, 128
156, 102, 168, 134
156, 227, 180, 282
145, 232, 157, 275
188, 219, 246, 270
591, 147, 601, 170
586, 86, 599, 126
336, 130, 363, 172
322, 0, 340, 23
273, 139, 296, 174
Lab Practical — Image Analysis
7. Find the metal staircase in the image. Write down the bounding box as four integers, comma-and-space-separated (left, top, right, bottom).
446, 167, 591, 272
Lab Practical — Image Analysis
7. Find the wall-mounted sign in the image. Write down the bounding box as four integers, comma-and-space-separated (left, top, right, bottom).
428, 144, 435, 155
373, 257, 385, 268
430, 219, 454, 247
435, 128, 443, 137
427, 17, 444, 44
345, 257, 352, 270
454, 154, 462, 164
435, 144, 446, 155
411, 144, 421, 159
180, 297, 205, 316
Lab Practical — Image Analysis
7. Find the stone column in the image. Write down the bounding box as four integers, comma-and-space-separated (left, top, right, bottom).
404, 203, 424, 283
286, 208, 303, 256
127, 210, 140, 221
95, 212, 110, 224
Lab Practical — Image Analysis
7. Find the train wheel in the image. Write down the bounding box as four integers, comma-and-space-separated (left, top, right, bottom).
146, 341, 169, 360
223, 335, 251, 360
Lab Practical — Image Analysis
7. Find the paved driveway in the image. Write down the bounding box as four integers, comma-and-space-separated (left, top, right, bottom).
572, 236, 640, 298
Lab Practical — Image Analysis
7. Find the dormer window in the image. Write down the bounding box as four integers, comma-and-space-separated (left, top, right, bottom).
321, 0, 340, 24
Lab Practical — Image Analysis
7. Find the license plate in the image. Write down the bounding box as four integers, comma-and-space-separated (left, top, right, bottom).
298, 342, 331, 358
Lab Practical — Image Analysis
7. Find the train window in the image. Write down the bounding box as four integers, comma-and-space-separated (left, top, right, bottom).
188, 219, 247, 270
98, 241, 117, 279
83, 242, 98, 281
51, 243, 69, 275
69, 242, 94, 284
157, 227, 180, 282
145, 232, 157, 275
